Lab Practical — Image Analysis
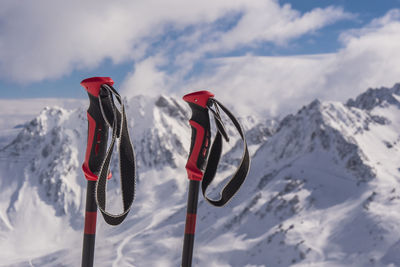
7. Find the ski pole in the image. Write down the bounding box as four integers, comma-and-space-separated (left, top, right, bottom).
181, 90, 250, 266
181, 91, 214, 267
80, 77, 114, 267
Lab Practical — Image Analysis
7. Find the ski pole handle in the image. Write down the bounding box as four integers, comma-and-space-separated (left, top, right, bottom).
183, 91, 214, 181
81, 77, 114, 181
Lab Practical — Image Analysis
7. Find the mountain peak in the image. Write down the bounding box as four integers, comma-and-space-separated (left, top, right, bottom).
392, 82, 400, 95
3, 85, 400, 266
154, 95, 188, 122
261, 98, 376, 185
346, 83, 400, 110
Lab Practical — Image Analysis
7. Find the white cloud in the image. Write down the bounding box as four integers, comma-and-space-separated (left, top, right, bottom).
214, 4, 353, 49
322, 9, 400, 99
0, 0, 238, 82
182, 54, 332, 116
121, 56, 170, 97
4, 0, 391, 118
122, 9, 400, 117
0, 0, 350, 84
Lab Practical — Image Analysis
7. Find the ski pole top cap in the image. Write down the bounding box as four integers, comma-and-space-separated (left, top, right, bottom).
183, 90, 214, 108
80, 77, 114, 97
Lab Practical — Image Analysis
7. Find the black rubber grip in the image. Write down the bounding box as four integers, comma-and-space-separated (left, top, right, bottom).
187, 102, 211, 171
86, 92, 109, 174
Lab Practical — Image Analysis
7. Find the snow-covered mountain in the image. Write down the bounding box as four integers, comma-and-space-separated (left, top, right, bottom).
1, 84, 400, 266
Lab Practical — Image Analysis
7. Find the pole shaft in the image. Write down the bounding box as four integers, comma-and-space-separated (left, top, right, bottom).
81, 180, 98, 267
182, 180, 200, 267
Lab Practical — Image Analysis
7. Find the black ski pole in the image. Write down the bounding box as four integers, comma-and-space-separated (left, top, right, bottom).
181, 90, 251, 266
181, 91, 214, 267
80, 77, 114, 267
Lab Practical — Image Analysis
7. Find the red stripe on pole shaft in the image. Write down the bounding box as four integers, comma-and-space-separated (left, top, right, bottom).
185, 213, 197, 234
84, 211, 97, 235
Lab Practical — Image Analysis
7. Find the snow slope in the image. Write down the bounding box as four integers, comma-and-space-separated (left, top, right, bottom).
1, 84, 400, 266
0, 98, 86, 149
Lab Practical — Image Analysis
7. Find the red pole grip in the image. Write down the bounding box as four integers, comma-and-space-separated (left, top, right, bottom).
182, 91, 214, 180
81, 77, 114, 181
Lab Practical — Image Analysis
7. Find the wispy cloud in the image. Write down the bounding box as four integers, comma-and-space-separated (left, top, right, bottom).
0, 0, 240, 82
0, 0, 350, 85
124, 8, 400, 116
3, 0, 391, 118
118, 1, 353, 100
213, 4, 353, 49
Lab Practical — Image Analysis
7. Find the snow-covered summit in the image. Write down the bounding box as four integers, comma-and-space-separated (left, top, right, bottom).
1, 84, 400, 266
346, 83, 400, 110
260, 98, 377, 185
240, 84, 400, 266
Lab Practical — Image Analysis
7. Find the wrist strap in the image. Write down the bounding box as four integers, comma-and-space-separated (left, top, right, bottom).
95, 84, 136, 225
201, 98, 250, 207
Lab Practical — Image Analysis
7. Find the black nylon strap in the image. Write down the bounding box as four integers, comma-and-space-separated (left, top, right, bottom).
201, 98, 250, 207
95, 84, 136, 226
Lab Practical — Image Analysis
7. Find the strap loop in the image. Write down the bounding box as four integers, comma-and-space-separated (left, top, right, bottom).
201, 98, 250, 207
95, 84, 136, 225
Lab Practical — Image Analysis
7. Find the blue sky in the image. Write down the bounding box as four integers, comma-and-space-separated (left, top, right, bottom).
0, 0, 399, 115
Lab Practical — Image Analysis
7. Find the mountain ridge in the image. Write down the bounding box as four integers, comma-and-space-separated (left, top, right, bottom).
1, 84, 400, 266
